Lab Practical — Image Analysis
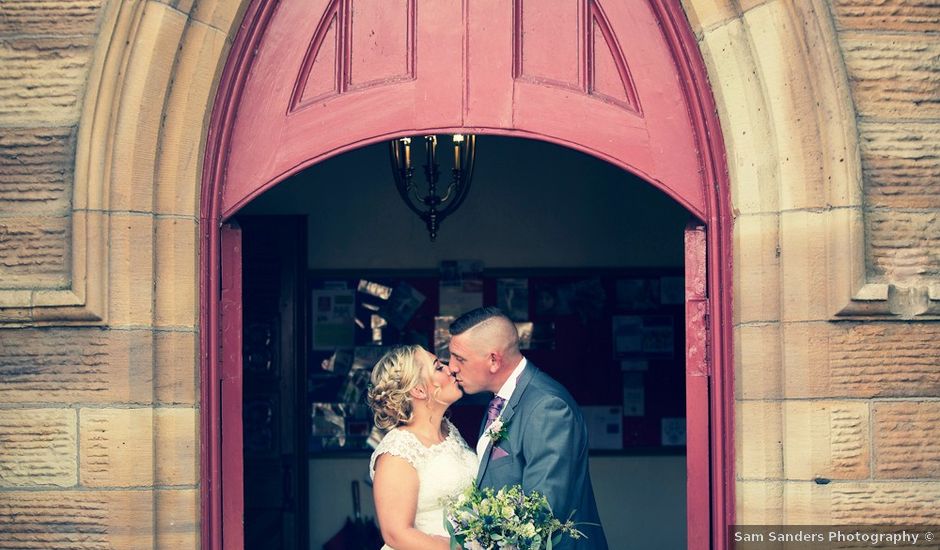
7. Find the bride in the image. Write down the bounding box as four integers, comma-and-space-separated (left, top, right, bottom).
367, 345, 478, 550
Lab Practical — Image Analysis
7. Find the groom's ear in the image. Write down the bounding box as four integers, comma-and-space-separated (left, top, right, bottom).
488, 352, 501, 373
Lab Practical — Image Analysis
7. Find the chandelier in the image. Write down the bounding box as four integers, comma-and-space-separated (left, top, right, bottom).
389, 134, 476, 241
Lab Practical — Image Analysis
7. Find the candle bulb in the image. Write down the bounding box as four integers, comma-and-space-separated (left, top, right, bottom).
426, 135, 436, 166
402, 137, 411, 169
453, 134, 463, 171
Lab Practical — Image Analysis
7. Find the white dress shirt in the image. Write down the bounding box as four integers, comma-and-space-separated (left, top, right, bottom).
476, 357, 528, 461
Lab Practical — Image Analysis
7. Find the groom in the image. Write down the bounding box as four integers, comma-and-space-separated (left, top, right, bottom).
448, 307, 608, 550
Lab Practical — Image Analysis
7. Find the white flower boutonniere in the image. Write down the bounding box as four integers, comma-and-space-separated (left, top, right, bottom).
485, 418, 510, 446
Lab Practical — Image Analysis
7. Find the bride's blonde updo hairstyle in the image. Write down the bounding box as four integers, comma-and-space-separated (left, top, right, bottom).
367, 344, 427, 430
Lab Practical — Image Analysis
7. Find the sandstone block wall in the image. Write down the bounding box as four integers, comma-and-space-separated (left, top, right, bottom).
686, 0, 940, 524
0, 0, 220, 546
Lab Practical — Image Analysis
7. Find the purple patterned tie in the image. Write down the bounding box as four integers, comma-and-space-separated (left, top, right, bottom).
484, 395, 506, 433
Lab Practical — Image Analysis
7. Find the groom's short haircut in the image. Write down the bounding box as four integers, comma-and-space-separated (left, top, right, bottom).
450, 306, 519, 352
449, 306, 504, 335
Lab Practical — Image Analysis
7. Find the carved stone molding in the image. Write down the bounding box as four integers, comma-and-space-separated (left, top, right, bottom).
0, 0, 139, 325
688, 0, 940, 322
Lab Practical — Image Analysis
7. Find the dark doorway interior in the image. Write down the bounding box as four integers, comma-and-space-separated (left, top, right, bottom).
237, 136, 691, 549
241, 217, 308, 550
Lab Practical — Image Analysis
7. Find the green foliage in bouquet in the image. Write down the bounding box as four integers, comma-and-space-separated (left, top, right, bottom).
442, 485, 588, 550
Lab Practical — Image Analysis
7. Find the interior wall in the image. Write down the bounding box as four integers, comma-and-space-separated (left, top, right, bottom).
242, 136, 690, 269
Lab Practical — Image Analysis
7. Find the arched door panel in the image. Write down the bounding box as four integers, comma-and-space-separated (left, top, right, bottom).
222, 0, 707, 219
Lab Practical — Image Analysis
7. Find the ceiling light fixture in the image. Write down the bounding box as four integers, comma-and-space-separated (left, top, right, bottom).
389, 134, 476, 241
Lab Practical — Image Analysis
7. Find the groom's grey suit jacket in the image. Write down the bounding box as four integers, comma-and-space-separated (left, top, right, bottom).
476, 364, 608, 550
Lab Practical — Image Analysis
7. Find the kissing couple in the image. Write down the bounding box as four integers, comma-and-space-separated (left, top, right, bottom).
367, 306, 608, 549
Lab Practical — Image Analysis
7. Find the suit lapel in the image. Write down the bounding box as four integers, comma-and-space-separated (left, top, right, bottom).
495, 365, 534, 427
476, 365, 537, 484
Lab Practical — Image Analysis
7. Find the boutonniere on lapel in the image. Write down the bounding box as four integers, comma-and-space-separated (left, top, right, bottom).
485, 417, 510, 446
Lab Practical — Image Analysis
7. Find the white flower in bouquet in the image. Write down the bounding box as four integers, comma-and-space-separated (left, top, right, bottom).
442, 485, 589, 550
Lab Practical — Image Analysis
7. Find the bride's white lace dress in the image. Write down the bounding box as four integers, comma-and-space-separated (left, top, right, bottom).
369, 418, 478, 549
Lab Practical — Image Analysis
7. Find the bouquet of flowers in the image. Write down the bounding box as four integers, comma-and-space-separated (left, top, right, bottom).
442, 484, 588, 550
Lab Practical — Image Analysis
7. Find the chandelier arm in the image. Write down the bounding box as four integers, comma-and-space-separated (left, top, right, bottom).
437, 180, 458, 204
389, 141, 427, 219
410, 186, 428, 209
437, 135, 476, 218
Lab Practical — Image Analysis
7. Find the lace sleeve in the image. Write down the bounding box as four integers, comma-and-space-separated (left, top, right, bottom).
369, 429, 424, 480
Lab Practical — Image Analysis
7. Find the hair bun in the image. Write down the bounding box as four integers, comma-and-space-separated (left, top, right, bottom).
366, 345, 425, 430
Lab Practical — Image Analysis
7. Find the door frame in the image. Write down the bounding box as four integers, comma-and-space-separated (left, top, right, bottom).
219, 222, 245, 549
200, 1, 734, 548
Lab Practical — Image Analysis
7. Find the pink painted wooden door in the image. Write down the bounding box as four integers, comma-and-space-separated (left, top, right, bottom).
221, 222, 245, 549
685, 222, 710, 550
